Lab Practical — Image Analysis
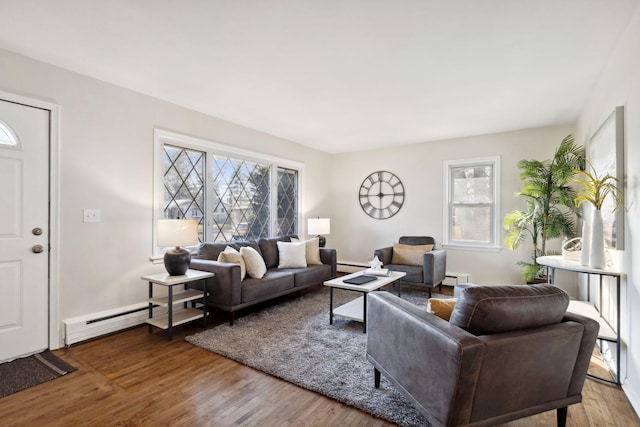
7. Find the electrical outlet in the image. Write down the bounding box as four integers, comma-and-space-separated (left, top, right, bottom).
83, 209, 101, 223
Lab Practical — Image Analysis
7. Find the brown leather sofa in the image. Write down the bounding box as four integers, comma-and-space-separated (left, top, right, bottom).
373, 236, 446, 298
366, 284, 599, 427
189, 235, 336, 325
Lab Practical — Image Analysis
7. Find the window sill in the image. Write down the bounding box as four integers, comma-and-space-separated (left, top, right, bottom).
442, 244, 502, 253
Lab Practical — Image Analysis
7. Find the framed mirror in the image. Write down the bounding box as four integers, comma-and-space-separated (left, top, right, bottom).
588, 105, 624, 249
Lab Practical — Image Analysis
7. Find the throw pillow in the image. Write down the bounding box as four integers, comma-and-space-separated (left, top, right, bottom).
222, 245, 240, 254
217, 246, 246, 281
427, 298, 457, 321
291, 237, 322, 265
391, 243, 434, 265
240, 246, 267, 279
277, 241, 307, 268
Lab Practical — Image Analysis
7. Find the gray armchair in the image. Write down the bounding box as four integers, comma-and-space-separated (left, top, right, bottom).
366, 284, 599, 427
373, 236, 446, 297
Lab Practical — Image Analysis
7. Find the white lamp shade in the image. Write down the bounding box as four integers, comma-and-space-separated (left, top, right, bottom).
308, 218, 330, 235
157, 219, 199, 247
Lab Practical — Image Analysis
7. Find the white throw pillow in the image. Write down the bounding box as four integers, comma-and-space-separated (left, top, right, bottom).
277, 241, 307, 268
291, 237, 322, 265
217, 246, 246, 281
240, 246, 267, 279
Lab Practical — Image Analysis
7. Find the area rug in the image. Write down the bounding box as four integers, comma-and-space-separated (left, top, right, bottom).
0, 350, 77, 398
186, 286, 440, 426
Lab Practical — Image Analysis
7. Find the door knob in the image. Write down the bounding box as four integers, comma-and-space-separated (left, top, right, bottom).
32, 245, 44, 254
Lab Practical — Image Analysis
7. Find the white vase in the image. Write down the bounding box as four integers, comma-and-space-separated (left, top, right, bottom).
590, 209, 606, 269
580, 208, 591, 266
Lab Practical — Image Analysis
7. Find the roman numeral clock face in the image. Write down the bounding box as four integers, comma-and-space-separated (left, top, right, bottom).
359, 171, 405, 219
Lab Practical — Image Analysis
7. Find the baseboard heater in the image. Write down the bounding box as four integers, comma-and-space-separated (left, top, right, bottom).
337, 260, 369, 273
64, 302, 158, 346
443, 272, 470, 286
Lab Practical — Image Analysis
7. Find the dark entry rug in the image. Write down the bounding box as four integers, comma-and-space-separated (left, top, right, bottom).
0, 350, 76, 398
186, 286, 442, 427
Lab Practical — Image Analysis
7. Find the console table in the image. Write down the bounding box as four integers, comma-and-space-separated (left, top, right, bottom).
537, 255, 621, 384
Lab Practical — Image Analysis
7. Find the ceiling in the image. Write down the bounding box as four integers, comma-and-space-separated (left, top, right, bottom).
0, 1, 638, 153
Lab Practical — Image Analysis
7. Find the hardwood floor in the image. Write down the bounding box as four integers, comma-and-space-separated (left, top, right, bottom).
1, 288, 638, 426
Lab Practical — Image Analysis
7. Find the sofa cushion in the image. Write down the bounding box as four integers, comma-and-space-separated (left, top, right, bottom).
277, 241, 307, 268
258, 236, 294, 268
233, 240, 262, 255
198, 242, 238, 261
391, 243, 433, 265
240, 270, 295, 303
449, 284, 570, 335
240, 246, 267, 279
387, 264, 423, 283
283, 264, 332, 287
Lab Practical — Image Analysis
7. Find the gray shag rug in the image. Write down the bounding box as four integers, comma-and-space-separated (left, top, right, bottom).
186, 286, 441, 426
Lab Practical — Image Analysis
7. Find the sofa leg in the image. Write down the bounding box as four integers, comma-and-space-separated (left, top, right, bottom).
557, 407, 567, 427
374, 368, 381, 388
229, 311, 234, 326
428, 288, 432, 298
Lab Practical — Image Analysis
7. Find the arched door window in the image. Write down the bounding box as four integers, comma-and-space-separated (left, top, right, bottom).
0, 120, 19, 147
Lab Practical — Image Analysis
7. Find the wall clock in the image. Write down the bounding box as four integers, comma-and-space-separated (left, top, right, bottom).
359, 171, 405, 219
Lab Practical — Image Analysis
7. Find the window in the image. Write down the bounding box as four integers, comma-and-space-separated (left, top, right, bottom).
0, 120, 18, 147
443, 157, 500, 251
163, 145, 205, 241
277, 168, 298, 236
211, 155, 271, 241
153, 129, 303, 258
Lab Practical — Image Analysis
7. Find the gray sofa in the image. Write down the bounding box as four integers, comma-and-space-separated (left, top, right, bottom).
189, 235, 337, 325
366, 284, 599, 427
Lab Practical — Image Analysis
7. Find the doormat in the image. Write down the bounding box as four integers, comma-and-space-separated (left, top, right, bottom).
0, 350, 76, 398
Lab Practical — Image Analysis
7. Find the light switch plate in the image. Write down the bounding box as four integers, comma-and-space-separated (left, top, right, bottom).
83, 209, 101, 223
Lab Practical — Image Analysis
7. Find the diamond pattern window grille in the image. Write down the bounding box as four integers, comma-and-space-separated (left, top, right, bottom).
159, 137, 300, 246
163, 145, 205, 242
212, 156, 271, 242
277, 168, 298, 236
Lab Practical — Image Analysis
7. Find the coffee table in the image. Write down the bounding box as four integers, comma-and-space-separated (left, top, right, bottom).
323, 271, 406, 333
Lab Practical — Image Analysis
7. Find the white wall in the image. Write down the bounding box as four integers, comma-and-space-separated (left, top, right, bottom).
0, 48, 332, 346
574, 5, 640, 411
328, 124, 575, 286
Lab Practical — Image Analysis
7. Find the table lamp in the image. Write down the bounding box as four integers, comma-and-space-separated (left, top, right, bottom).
157, 219, 199, 275
308, 217, 330, 247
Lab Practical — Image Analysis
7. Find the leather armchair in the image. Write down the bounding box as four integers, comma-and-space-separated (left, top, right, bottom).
366, 285, 599, 427
373, 236, 446, 297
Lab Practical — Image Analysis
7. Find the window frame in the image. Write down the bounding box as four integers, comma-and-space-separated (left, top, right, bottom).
152, 129, 304, 261
442, 156, 501, 252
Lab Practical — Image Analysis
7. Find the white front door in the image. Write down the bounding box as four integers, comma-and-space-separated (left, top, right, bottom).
0, 99, 50, 363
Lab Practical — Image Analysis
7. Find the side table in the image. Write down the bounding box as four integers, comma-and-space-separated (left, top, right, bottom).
141, 269, 214, 340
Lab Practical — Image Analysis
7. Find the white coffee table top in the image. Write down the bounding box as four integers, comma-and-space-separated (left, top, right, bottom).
323, 270, 406, 292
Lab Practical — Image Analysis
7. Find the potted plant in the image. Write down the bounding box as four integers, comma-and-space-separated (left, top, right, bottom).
573, 162, 624, 268
504, 135, 585, 282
